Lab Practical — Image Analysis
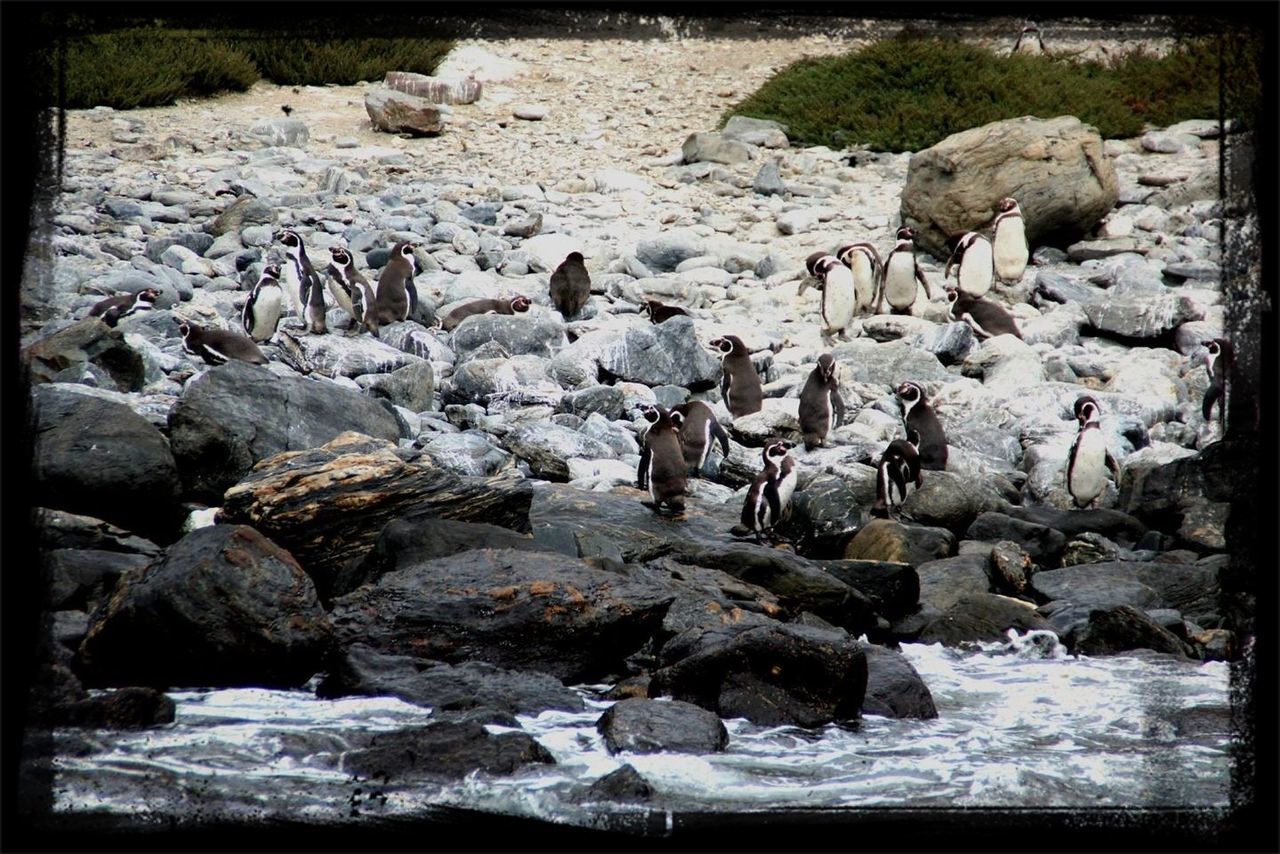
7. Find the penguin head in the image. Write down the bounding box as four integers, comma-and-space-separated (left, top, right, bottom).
669, 410, 685, 430
176, 319, 192, 338
636, 404, 661, 425
277, 229, 303, 253
996, 197, 1020, 215
816, 353, 837, 381
895, 226, 916, 242
1074, 395, 1101, 426
510, 296, 532, 313
329, 246, 351, 266
763, 441, 793, 465
709, 336, 742, 357
804, 251, 830, 278
136, 287, 160, 304
260, 264, 281, 282
895, 381, 924, 406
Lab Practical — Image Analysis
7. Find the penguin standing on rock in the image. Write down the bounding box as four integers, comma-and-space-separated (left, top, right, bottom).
798, 353, 846, 450
991, 198, 1029, 285
242, 265, 284, 343
873, 429, 923, 519
800, 253, 857, 340
636, 404, 688, 514
1200, 338, 1233, 432
177, 319, 267, 366
709, 335, 763, 418
276, 229, 323, 328
440, 295, 531, 332
1066, 395, 1119, 509
671, 400, 730, 476
836, 241, 883, 315
945, 288, 1022, 339
327, 247, 379, 336
549, 251, 591, 320
371, 242, 420, 326
945, 231, 994, 298
878, 226, 937, 315
740, 440, 797, 543
895, 380, 947, 471
1012, 20, 1045, 56
639, 298, 691, 324
89, 288, 159, 327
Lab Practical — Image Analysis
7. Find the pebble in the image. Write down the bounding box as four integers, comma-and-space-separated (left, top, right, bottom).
513, 105, 548, 121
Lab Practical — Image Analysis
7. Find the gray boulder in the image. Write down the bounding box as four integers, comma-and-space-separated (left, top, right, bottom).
569, 315, 721, 389
503, 422, 618, 481
449, 312, 566, 359
596, 698, 728, 755
722, 115, 789, 148
862, 643, 938, 719
682, 131, 752, 165
364, 87, 450, 135
23, 318, 146, 392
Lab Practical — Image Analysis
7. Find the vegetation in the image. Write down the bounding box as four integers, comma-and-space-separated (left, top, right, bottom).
237, 37, 454, 88
725, 30, 1263, 152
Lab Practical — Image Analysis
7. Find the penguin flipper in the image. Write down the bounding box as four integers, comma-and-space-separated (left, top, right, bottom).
407, 279, 419, 317
832, 391, 847, 428
243, 286, 259, 334
763, 479, 782, 530
1201, 384, 1222, 423
1105, 451, 1119, 479
916, 266, 936, 299
712, 420, 730, 458
637, 445, 651, 491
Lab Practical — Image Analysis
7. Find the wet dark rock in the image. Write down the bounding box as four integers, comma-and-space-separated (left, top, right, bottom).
78, 524, 331, 689
329, 548, 674, 683
1069, 605, 1197, 657
965, 512, 1066, 563
917, 593, 1054, 645
862, 643, 937, 719
1030, 560, 1220, 625
345, 720, 554, 783
596, 697, 729, 755
45, 686, 176, 729
989, 540, 1034, 595
1001, 505, 1147, 545
818, 560, 920, 620
36, 507, 163, 556
915, 554, 992, 612
581, 764, 653, 801
23, 318, 146, 391
843, 519, 955, 568
901, 470, 1017, 534
648, 623, 868, 728
45, 549, 151, 612
780, 475, 868, 555
647, 559, 784, 638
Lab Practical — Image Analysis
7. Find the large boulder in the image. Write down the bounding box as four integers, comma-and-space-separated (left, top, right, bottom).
566, 316, 721, 390
917, 592, 1054, 645
900, 115, 1120, 258
1068, 605, 1197, 657
344, 720, 553, 782
22, 318, 146, 391
449, 313, 567, 359
77, 524, 331, 689
862, 644, 938, 719
596, 698, 729, 755
364, 87, 449, 135
843, 519, 955, 568
384, 71, 482, 104
167, 360, 402, 504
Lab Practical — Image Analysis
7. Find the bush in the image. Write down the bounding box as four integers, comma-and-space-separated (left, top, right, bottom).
725, 32, 1260, 152
237, 37, 454, 87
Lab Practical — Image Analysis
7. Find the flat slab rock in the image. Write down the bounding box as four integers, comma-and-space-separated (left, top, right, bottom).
596, 697, 729, 755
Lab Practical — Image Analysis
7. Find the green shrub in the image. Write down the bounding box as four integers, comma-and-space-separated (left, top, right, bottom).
725, 32, 1258, 152
235, 37, 454, 87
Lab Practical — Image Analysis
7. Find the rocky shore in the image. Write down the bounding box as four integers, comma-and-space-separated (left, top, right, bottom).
19, 20, 1259, 801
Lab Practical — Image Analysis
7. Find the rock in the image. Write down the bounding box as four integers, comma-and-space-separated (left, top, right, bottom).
569, 316, 721, 389
862, 643, 938, 719
964, 512, 1066, 562
830, 338, 950, 386
45, 547, 152, 612
347, 516, 540, 594
419, 431, 512, 477
211, 195, 276, 236
1001, 505, 1146, 544
317, 643, 584, 714
33, 386, 181, 542
512, 104, 548, 121
23, 318, 146, 392
363, 361, 435, 412
596, 697, 729, 755
783, 475, 872, 557
364, 87, 449, 136
246, 118, 309, 147
449, 312, 567, 359
915, 554, 992, 612
918, 593, 1054, 645
649, 623, 868, 728
1070, 604, 1196, 657
44, 686, 175, 729
901, 470, 1015, 534
582, 765, 653, 802
729, 408, 802, 447
989, 540, 1034, 595
344, 720, 554, 782
752, 160, 787, 196
681, 132, 752, 165
635, 229, 706, 272
559, 385, 626, 422
383, 71, 481, 104
168, 360, 403, 503
1030, 560, 1220, 625
291, 330, 425, 379
329, 548, 674, 683
819, 560, 919, 620
503, 422, 617, 481
219, 432, 533, 603
901, 115, 1119, 258
843, 519, 954, 567
1082, 285, 1203, 339
776, 208, 818, 235
77, 524, 331, 689
722, 115, 789, 148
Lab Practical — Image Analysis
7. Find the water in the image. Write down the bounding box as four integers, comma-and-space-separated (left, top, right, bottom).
44, 641, 1233, 832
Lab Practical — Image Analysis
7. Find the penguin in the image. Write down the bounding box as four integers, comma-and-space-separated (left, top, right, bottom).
835, 241, 883, 315
709, 335, 763, 418
800, 254, 857, 340
872, 429, 923, 519
304, 275, 328, 335
671, 400, 730, 476
1066, 395, 1119, 509
440, 295, 532, 332
740, 440, 797, 542
241, 264, 284, 343
944, 231, 994, 299
635, 404, 687, 514
639, 298, 691, 324
1200, 338, 1233, 431
88, 288, 159, 327
549, 251, 591, 320
945, 287, 1022, 339
798, 352, 846, 451
877, 226, 937, 315
895, 380, 947, 471
1012, 20, 1045, 56
177, 319, 267, 366
371, 241, 420, 326
326, 246, 379, 336
991, 197, 1029, 285
276, 229, 323, 327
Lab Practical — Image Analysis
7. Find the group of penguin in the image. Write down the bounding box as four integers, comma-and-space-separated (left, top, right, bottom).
801, 197, 1028, 342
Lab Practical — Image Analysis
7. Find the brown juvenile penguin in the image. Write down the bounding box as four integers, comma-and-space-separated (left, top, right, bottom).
709, 335, 763, 418
640, 298, 691, 324
636, 404, 687, 514
371, 242, 420, 326
549, 251, 591, 320
440, 295, 531, 332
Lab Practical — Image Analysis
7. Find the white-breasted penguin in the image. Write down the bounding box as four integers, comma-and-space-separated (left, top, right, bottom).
440, 295, 532, 332
945, 231, 995, 298
324, 246, 374, 335
1066, 395, 1119, 509
177, 319, 267, 366
740, 440, 797, 542
89, 288, 159, 327
709, 334, 763, 418
636, 404, 688, 513
895, 380, 947, 471
878, 226, 936, 315
945, 288, 1022, 339
1200, 338, 1233, 432
873, 429, 923, 519
671, 400, 730, 476
276, 229, 322, 327
991, 198, 1029, 284
836, 241, 883, 315
1012, 21, 1045, 56
798, 352, 846, 451
371, 242, 420, 326
800, 254, 857, 340
242, 264, 284, 343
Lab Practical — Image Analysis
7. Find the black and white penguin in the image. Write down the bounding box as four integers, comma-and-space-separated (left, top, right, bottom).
671, 400, 730, 476
945, 288, 1022, 339
1066, 395, 1119, 509
371, 241, 420, 326
1200, 338, 1233, 431
177, 319, 267, 366
740, 440, 797, 542
991, 198, 1029, 285
800, 254, 857, 340
88, 288, 159, 327
895, 380, 947, 471
440, 295, 532, 332
549, 251, 591, 320
878, 226, 936, 315
276, 229, 323, 327
325, 246, 376, 335
835, 241, 883, 315
798, 352, 846, 451
709, 335, 763, 418
241, 264, 284, 343
1012, 20, 1045, 56
944, 231, 994, 299
873, 429, 923, 519
639, 298, 691, 324
636, 404, 688, 514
